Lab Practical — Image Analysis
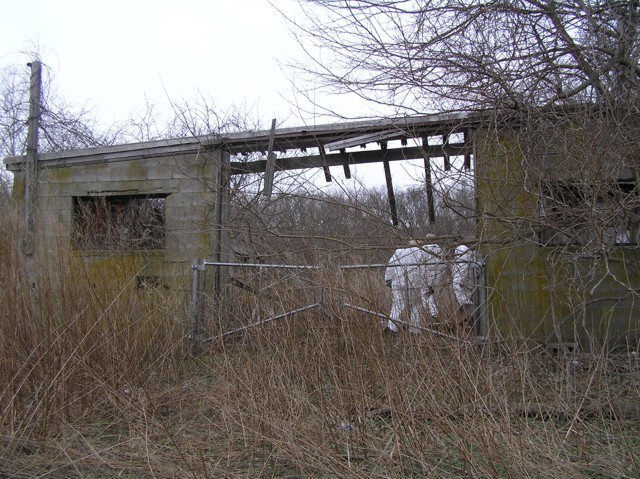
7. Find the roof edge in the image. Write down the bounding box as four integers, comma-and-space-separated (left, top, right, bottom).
4, 111, 485, 170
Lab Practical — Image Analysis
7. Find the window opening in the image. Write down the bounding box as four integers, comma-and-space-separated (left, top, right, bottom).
72, 194, 167, 250
539, 180, 638, 246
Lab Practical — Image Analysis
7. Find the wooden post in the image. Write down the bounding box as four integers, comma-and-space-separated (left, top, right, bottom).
23, 61, 42, 260
381, 141, 399, 227
463, 129, 472, 170
422, 136, 436, 224
340, 149, 352, 179
263, 118, 277, 198
443, 133, 451, 171
318, 144, 332, 182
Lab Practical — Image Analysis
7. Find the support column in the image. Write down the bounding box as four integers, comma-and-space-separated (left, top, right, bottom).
381, 141, 399, 227
422, 136, 436, 224
213, 149, 232, 297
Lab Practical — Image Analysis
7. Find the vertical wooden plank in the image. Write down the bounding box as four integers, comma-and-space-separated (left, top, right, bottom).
464, 129, 472, 170
262, 118, 277, 197
443, 133, 451, 171
381, 141, 399, 227
318, 144, 332, 182
423, 136, 436, 224
340, 149, 352, 179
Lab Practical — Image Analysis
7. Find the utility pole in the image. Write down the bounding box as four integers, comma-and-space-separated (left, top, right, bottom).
23, 60, 42, 278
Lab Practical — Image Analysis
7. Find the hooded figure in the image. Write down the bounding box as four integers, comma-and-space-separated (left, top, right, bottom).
452, 244, 474, 315
384, 239, 442, 333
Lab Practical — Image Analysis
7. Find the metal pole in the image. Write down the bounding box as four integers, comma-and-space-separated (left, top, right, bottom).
221, 303, 322, 339
190, 258, 198, 320
204, 261, 319, 270
189, 259, 207, 355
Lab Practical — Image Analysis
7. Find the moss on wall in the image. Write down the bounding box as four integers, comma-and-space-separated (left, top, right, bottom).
475, 127, 640, 349
11, 176, 25, 202
18, 151, 222, 298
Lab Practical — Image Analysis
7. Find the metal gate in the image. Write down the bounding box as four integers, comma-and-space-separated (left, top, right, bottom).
188, 255, 487, 353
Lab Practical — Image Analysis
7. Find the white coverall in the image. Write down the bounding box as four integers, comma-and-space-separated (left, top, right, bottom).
452, 245, 474, 307
384, 244, 443, 333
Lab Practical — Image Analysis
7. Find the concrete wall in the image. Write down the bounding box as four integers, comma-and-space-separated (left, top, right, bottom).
475, 127, 640, 349
10, 147, 223, 295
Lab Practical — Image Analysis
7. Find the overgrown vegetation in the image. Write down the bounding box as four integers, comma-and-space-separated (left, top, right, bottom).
2, 2, 640, 475
2, 193, 640, 478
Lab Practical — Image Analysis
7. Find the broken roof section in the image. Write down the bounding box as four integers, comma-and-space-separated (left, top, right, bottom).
223, 111, 479, 175
5, 111, 480, 171
4, 111, 481, 226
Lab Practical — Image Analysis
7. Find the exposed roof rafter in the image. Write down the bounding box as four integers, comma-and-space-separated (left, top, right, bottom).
4, 111, 483, 171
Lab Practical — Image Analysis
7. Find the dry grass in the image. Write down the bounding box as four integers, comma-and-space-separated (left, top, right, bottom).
1, 200, 640, 478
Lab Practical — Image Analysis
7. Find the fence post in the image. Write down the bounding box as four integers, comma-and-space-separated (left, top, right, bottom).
190, 258, 207, 355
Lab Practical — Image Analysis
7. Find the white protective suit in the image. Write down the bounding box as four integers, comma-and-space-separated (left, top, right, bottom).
452, 245, 474, 307
384, 244, 443, 333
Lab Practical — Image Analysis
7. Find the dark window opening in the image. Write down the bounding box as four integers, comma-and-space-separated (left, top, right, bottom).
539, 180, 639, 246
72, 195, 167, 251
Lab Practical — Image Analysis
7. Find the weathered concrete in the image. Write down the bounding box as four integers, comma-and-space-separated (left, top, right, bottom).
7, 146, 224, 294
5, 112, 639, 349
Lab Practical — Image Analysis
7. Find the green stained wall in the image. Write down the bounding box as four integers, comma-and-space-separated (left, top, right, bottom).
10, 149, 224, 296
475, 128, 640, 349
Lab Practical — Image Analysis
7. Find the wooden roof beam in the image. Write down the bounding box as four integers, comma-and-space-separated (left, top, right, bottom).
229, 143, 468, 175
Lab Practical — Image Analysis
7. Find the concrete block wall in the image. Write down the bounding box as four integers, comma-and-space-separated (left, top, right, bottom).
14, 149, 222, 294
475, 128, 640, 348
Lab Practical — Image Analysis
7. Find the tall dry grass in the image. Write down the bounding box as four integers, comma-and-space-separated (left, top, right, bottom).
1, 197, 639, 478
0, 199, 187, 475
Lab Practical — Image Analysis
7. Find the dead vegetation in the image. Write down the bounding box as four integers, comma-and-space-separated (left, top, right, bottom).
1, 198, 639, 478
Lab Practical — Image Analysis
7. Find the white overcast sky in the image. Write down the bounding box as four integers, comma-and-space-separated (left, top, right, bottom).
0, 0, 324, 127
0, 0, 456, 188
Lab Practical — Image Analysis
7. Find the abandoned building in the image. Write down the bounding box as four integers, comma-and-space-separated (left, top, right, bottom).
5, 110, 640, 349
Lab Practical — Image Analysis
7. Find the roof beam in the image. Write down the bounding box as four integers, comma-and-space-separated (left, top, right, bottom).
229, 143, 468, 175
5, 111, 482, 170
324, 129, 411, 151
221, 111, 481, 154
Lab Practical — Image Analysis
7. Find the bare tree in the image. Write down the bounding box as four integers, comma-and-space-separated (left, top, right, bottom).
279, 1, 640, 347
0, 59, 135, 197
1, 61, 129, 157
286, 0, 640, 114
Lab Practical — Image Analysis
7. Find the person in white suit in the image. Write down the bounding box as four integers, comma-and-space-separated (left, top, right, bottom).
384, 237, 443, 333
451, 244, 475, 323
